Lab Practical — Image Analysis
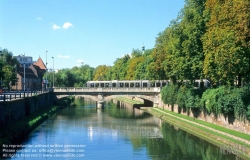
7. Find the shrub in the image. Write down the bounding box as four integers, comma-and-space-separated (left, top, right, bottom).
161, 84, 178, 106
176, 85, 187, 108
201, 86, 250, 118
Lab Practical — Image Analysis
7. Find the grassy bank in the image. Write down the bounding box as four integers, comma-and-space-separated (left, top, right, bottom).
144, 107, 250, 159
156, 108, 249, 141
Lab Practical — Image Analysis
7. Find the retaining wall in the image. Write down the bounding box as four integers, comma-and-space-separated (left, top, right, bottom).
0, 92, 57, 127
157, 94, 250, 134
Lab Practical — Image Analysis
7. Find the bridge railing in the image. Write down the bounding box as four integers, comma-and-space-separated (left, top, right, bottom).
53, 87, 161, 93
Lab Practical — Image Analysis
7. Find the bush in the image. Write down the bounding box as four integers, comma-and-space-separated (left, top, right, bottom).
162, 84, 250, 120
161, 84, 178, 106
176, 85, 187, 108
201, 86, 250, 119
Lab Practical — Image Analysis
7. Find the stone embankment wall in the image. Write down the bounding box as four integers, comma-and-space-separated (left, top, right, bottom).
157, 94, 250, 135
0, 92, 56, 127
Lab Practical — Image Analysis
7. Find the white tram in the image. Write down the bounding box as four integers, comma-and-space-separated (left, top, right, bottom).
86, 80, 170, 88
86, 79, 210, 89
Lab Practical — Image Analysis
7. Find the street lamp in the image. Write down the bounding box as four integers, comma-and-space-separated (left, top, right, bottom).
52, 56, 54, 88
46, 51, 48, 91
142, 44, 146, 79
15, 64, 17, 91
20, 54, 26, 91
142, 43, 145, 54
0, 48, 3, 87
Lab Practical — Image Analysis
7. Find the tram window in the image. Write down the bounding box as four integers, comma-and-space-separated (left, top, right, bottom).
120, 83, 124, 87
95, 83, 99, 87
156, 83, 160, 87
135, 83, 140, 87
150, 83, 155, 87
143, 83, 147, 87
130, 83, 134, 87
105, 83, 110, 87
125, 83, 129, 87
101, 83, 104, 87
162, 82, 166, 87
194, 82, 199, 88
112, 83, 116, 87
91, 83, 94, 88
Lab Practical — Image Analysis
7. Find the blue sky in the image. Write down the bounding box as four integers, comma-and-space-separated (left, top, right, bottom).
0, 0, 185, 70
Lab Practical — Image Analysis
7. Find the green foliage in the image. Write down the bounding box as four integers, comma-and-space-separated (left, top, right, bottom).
0, 49, 19, 89
201, 86, 250, 119
161, 82, 204, 109
93, 65, 111, 80
202, 0, 250, 86
247, 105, 250, 120
50, 65, 94, 87
161, 84, 178, 106
161, 84, 250, 120
176, 85, 188, 108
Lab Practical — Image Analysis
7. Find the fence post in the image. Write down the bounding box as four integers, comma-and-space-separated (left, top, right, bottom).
15, 93, 16, 99
24, 92, 25, 98
10, 94, 11, 100
3, 95, 5, 102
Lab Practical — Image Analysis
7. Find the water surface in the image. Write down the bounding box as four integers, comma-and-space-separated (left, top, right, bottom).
10, 97, 237, 159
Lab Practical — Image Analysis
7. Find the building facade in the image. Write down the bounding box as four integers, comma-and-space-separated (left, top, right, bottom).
12, 57, 46, 91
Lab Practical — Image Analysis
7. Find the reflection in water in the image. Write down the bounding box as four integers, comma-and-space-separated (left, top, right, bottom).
11, 97, 237, 160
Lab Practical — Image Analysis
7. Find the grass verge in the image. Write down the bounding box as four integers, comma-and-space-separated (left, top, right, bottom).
156, 108, 250, 141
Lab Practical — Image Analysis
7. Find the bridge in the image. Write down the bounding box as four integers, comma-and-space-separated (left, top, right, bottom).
52, 87, 161, 108
52, 87, 160, 95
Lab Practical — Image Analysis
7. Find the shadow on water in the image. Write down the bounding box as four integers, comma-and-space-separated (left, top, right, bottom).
105, 100, 152, 119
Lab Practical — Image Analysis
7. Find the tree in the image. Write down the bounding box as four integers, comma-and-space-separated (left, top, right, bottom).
93, 65, 111, 81
111, 54, 130, 80
179, 0, 206, 81
0, 49, 19, 89
126, 56, 144, 80
202, 0, 250, 86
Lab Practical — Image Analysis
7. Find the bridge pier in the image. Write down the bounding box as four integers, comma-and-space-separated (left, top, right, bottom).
97, 101, 104, 109
96, 94, 105, 109
153, 95, 159, 107
153, 102, 158, 107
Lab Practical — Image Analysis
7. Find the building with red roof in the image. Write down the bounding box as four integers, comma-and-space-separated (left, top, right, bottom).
12, 57, 46, 91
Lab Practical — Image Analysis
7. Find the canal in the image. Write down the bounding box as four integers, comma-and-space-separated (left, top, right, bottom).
10, 97, 237, 159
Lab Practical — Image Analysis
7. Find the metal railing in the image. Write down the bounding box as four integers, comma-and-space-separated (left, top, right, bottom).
0, 90, 49, 102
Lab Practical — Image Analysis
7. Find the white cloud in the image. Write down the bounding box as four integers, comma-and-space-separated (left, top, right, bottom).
62, 22, 73, 29
37, 17, 43, 20
52, 24, 61, 30
58, 55, 70, 58
76, 59, 84, 63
